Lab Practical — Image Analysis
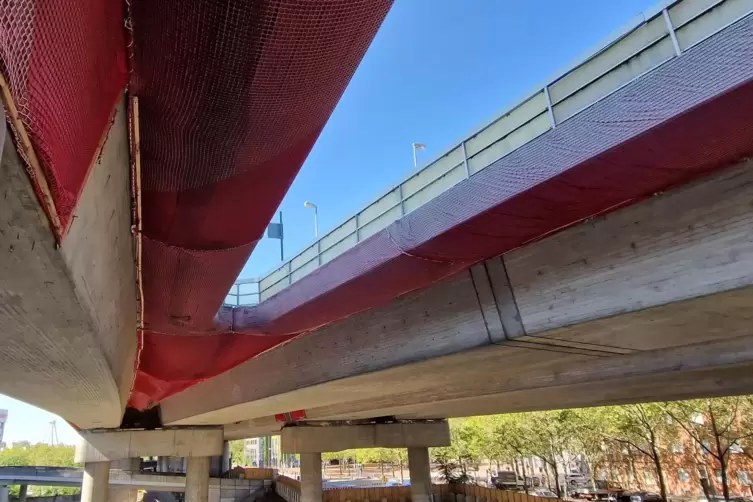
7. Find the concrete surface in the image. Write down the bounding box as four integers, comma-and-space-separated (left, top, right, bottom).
0, 105, 131, 428
76, 428, 224, 463
59, 97, 138, 414
81, 461, 109, 502
280, 421, 450, 453
408, 447, 432, 502
185, 456, 210, 502
161, 160, 753, 431
299, 454, 322, 502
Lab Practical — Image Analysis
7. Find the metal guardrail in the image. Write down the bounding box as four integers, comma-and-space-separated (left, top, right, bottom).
225, 277, 261, 306
227, 0, 753, 305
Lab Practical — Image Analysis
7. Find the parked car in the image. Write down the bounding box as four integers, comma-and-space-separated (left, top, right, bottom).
492, 470, 525, 490
532, 489, 559, 498
571, 480, 624, 500
617, 492, 663, 502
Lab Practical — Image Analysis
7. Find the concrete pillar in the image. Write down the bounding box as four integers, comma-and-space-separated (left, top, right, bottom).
300, 452, 323, 502
186, 456, 211, 502
18, 485, 27, 502
408, 447, 432, 502
82, 460, 111, 502
222, 440, 231, 472
0, 486, 8, 502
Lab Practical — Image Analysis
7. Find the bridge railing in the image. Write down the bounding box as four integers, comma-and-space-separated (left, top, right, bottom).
231, 0, 753, 305
225, 277, 261, 306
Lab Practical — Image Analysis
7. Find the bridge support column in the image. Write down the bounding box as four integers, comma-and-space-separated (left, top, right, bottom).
222, 440, 231, 472
0, 486, 8, 502
300, 452, 323, 502
186, 455, 211, 502
18, 484, 27, 502
82, 460, 111, 502
408, 447, 432, 502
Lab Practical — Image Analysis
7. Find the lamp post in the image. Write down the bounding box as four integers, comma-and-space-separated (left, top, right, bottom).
412, 142, 426, 168
304, 201, 318, 238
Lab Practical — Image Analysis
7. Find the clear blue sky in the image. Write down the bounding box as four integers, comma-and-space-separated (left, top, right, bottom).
239, 0, 657, 279
4, 0, 657, 442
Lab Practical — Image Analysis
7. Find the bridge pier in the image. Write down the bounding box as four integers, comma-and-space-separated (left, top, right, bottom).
186, 456, 210, 502
82, 460, 111, 502
408, 447, 432, 502
18, 484, 27, 502
281, 420, 450, 502
76, 427, 223, 501
300, 453, 323, 502
0, 485, 7, 502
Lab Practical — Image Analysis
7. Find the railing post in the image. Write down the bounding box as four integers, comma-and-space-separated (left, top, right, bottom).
398, 185, 406, 216
288, 261, 293, 285
461, 141, 470, 178
663, 8, 682, 56
317, 240, 322, 266
543, 86, 556, 129
355, 214, 361, 242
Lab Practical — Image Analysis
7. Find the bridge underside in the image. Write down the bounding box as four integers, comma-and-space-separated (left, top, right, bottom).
0, 100, 136, 429
160, 158, 753, 438
2, 0, 753, 436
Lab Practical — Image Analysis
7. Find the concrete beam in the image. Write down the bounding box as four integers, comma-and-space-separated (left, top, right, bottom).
0, 96, 136, 428
222, 417, 281, 441
299, 334, 753, 421
162, 160, 753, 427
75, 428, 224, 463
280, 421, 450, 454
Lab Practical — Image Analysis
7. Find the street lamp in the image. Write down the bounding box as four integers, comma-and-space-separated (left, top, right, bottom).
304, 201, 318, 238
412, 142, 426, 168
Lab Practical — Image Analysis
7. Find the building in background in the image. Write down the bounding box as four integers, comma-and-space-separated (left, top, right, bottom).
244, 436, 281, 467
0, 410, 7, 449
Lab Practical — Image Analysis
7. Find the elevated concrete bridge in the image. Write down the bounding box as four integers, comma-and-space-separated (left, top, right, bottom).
0, 466, 265, 502
2, 0, 753, 501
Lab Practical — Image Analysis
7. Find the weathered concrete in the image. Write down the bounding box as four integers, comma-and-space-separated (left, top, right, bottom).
280, 421, 450, 454
112, 458, 140, 471
160, 160, 753, 428
59, 97, 138, 414
300, 453, 322, 502
81, 461, 110, 502
185, 456, 210, 502
408, 447, 431, 502
76, 428, 224, 463
0, 97, 135, 429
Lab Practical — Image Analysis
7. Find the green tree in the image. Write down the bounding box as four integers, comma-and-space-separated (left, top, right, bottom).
0, 443, 79, 497
229, 440, 248, 468
665, 397, 753, 502
603, 404, 675, 502
493, 414, 534, 492
524, 410, 577, 497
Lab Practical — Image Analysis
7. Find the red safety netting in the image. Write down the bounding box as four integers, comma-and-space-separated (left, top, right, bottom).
6, 0, 752, 414
128, 0, 393, 409
0, 0, 127, 231
156, 11, 753, 409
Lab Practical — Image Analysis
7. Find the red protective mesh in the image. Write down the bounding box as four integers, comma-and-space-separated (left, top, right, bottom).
148, 13, 753, 410
0, 0, 127, 231
231, 14, 753, 341
129, 0, 393, 408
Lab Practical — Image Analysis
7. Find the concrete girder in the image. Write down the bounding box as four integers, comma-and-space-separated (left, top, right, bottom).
0, 96, 136, 428
161, 160, 753, 428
